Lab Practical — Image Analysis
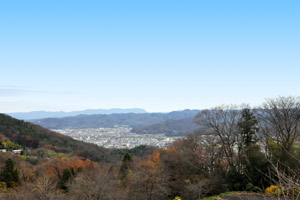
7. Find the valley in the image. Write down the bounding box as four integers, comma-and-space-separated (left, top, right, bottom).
54, 126, 181, 149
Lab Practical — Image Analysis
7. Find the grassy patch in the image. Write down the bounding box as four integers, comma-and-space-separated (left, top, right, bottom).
201, 196, 220, 200
201, 191, 249, 200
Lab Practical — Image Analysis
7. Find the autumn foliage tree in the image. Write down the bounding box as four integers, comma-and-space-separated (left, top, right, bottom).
130, 152, 169, 200
43, 157, 96, 179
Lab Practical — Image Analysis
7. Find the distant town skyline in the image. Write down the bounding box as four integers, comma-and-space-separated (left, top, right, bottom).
1, 0, 299, 113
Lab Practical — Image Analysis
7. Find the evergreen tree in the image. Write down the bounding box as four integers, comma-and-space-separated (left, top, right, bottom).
237, 108, 268, 188
238, 108, 259, 148
0, 158, 19, 188
58, 168, 73, 192
120, 152, 132, 180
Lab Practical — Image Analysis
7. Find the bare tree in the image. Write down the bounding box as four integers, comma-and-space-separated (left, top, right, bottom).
194, 105, 242, 169
68, 165, 124, 200
258, 96, 300, 164
33, 175, 64, 200
266, 157, 300, 200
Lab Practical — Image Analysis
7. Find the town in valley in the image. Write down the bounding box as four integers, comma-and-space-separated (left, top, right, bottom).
54, 126, 181, 149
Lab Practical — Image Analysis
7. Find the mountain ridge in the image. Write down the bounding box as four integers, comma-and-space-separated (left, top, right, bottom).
7, 108, 148, 120
132, 118, 200, 136
31, 109, 201, 130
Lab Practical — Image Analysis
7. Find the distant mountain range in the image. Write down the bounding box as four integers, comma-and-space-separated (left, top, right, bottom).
5, 109, 201, 136
132, 118, 200, 136
7, 108, 147, 120
30, 109, 201, 136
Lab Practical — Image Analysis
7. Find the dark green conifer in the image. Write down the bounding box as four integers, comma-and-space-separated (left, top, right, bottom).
238, 108, 259, 148
120, 152, 132, 179
0, 158, 19, 188
58, 168, 73, 192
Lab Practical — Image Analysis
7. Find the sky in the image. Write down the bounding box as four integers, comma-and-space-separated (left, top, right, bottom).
0, 0, 299, 113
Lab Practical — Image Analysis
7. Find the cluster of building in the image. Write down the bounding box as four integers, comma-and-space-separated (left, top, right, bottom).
0, 149, 22, 154
54, 126, 181, 149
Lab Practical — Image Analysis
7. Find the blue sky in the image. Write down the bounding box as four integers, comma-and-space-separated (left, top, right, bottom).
0, 0, 299, 112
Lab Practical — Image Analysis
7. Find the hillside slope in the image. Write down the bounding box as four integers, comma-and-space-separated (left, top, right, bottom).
0, 113, 108, 162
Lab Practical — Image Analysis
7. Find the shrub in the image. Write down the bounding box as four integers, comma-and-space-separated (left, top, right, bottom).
225, 170, 248, 191
0, 182, 7, 192
265, 185, 282, 196
246, 183, 260, 192
25, 157, 39, 165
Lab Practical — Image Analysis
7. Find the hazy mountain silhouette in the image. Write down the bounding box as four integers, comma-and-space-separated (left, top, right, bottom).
7, 108, 147, 120
31, 109, 200, 130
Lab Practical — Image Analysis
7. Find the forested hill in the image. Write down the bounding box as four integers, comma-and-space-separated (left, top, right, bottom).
0, 113, 108, 161
132, 118, 200, 136
31, 109, 200, 129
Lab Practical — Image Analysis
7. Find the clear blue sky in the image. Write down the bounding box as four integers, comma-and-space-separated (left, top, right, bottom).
0, 0, 299, 112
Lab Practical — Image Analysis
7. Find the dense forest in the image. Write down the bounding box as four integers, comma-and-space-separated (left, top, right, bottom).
1, 96, 300, 200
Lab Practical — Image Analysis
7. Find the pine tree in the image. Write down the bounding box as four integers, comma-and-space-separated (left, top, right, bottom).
0, 158, 19, 188
237, 108, 268, 187
238, 108, 259, 148
120, 152, 132, 180
58, 168, 73, 192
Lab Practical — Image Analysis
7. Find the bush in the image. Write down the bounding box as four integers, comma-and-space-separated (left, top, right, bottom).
246, 183, 260, 192
266, 185, 300, 198
0, 182, 7, 191
225, 170, 248, 191
265, 185, 282, 196
25, 157, 39, 165
174, 197, 182, 200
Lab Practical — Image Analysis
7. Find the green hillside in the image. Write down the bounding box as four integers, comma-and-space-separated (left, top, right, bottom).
0, 113, 108, 162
